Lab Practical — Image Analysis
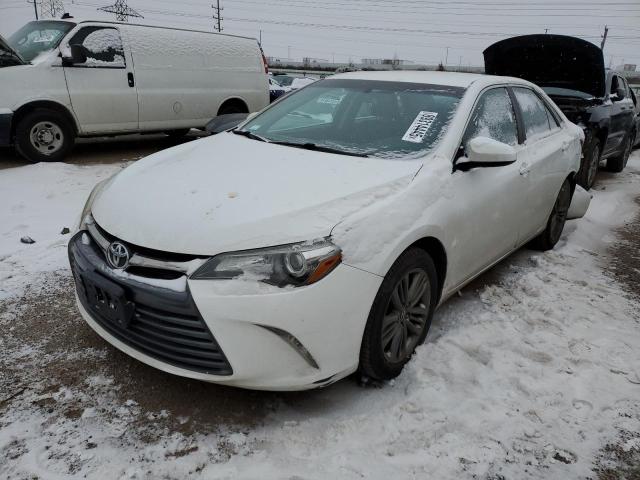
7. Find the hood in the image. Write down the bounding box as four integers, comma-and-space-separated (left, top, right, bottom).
0, 35, 25, 67
92, 133, 421, 255
484, 34, 605, 99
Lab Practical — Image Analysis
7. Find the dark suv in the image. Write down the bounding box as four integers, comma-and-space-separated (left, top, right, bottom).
484, 34, 636, 189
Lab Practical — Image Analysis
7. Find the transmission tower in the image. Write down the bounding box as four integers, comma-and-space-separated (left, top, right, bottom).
40, 0, 65, 19
98, 0, 143, 22
212, 0, 223, 32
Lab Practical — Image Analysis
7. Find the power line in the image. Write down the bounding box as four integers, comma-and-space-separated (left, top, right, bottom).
212, 0, 223, 32
97, 0, 143, 22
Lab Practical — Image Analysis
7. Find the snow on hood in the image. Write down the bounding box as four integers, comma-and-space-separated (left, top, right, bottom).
91, 133, 422, 255
484, 34, 606, 99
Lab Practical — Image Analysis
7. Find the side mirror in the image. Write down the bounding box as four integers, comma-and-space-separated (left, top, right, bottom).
454, 136, 517, 172
62, 44, 87, 65
616, 87, 626, 100
205, 113, 250, 134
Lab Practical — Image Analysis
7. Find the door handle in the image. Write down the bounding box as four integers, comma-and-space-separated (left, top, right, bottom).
127, 72, 135, 88
562, 141, 570, 151
519, 162, 530, 177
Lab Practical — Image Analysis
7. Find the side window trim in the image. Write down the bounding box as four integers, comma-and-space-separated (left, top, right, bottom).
506, 86, 526, 144
66, 26, 126, 70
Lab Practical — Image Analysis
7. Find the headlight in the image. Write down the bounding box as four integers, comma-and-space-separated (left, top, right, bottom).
76, 174, 117, 231
190, 239, 342, 287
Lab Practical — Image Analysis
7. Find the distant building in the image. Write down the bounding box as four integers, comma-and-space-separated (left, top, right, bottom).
362, 58, 413, 66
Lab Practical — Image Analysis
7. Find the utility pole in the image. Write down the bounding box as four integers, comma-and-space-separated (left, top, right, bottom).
98, 0, 143, 21
41, 0, 65, 19
601, 25, 608, 50
27, 0, 40, 20
259, 29, 262, 46
212, 0, 223, 32
444, 47, 449, 68
544, 28, 549, 34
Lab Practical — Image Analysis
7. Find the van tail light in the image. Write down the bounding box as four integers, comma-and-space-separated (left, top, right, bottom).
260, 49, 269, 74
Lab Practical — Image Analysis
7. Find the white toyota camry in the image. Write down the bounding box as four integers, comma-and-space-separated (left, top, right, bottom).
70, 71, 590, 390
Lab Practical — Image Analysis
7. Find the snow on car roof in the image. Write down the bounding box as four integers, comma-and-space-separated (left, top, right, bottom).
333, 70, 522, 89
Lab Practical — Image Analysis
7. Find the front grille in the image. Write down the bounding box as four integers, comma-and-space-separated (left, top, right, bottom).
69, 232, 233, 376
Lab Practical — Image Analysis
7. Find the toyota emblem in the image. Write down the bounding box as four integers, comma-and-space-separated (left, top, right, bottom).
107, 241, 131, 270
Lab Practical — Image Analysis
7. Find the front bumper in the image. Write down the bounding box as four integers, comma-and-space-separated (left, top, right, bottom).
69, 230, 382, 391
0, 110, 13, 147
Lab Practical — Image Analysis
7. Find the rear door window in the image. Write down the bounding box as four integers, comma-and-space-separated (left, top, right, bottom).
512, 87, 553, 139
462, 87, 518, 147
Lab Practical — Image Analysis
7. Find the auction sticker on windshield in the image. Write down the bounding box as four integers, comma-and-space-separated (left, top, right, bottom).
402, 111, 438, 143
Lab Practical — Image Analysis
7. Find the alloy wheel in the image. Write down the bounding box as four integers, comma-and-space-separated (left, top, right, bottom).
548, 181, 572, 245
381, 269, 430, 363
586, 145, 600, 188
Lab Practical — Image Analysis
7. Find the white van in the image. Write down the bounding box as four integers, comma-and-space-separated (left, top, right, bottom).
0, 20, 269, 162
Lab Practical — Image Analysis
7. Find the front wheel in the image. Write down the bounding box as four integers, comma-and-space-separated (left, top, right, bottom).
359, 248, 438, 381
15, 109, 75, 163
531, 179, 572, 251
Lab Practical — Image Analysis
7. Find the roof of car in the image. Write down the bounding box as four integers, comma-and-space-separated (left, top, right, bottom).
332, 70, 521, 89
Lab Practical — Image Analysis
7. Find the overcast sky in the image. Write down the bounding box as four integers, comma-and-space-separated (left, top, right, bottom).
1, 0, 639, 67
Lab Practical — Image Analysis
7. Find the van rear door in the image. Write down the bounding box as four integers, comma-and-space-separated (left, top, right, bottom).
62, 25, 138, 133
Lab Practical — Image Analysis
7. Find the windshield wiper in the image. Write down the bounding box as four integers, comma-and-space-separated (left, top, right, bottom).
270, 141, 369, 157
232, 129, 269, 142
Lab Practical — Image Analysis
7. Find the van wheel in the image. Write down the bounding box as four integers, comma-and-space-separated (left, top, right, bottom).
531, 179, 572, 251
606, 133, 633, 173
577, 138, 600, 190
164, 129, 191, 139
15, 109, 74, 163
359, 248, 438, 382
218, 102, 248, 115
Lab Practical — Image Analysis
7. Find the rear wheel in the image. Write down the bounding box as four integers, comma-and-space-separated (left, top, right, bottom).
606, 133, 633, 173
218, 101, 248, 116
15, 109, 75, 163
577, 138, 601, 190
164, 129, 191, 138
359, 248, 438, 381
531, 179, 572, 251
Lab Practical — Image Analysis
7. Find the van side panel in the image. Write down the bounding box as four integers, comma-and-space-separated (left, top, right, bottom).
124, 26, 269, 131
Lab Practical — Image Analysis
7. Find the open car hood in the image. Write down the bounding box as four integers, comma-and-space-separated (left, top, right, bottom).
0, 35, 25, 67
484, 34, 605, 99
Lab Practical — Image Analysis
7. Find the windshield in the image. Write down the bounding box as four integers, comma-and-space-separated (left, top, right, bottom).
239, 79, 464, 159
274, 75, 294, 86
8, 21, 75, 62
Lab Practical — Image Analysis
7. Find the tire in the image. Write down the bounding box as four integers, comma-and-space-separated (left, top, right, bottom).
164, 129, 191, 138
606, 132, 633, 173
577, 138, 601, 190
359, 248, 438, 381
15, 109, 74, 163
531, 179, 572, 251
218, 102, 247, 115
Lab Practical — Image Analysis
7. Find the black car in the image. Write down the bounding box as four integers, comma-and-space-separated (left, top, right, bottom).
485, 35, 636, 189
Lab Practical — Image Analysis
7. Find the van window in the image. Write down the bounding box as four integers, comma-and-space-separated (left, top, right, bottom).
462, 87, 518, 147
512, 87, 553, 139
8, 21, 74, 62
69, 27, 125, 68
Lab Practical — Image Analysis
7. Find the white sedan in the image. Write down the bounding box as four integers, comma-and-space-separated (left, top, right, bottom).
69, 71, 589, 390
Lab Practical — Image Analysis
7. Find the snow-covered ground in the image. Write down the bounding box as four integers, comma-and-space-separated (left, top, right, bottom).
1, 152, 639, 479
